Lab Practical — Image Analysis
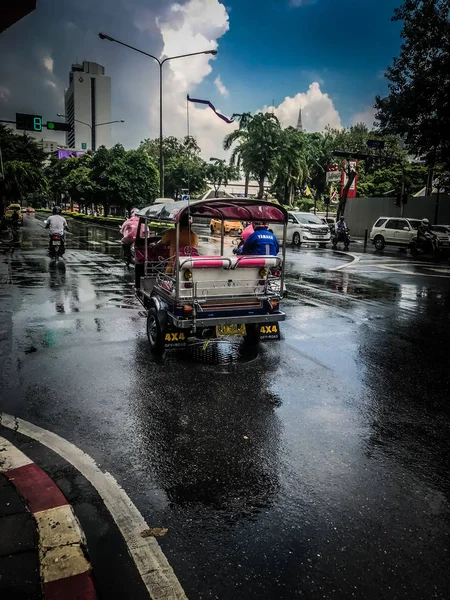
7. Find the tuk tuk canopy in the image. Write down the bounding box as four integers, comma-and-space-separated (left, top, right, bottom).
135, 198, 288, 224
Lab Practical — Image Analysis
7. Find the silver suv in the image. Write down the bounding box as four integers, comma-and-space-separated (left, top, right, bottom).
370, 217, 450, 250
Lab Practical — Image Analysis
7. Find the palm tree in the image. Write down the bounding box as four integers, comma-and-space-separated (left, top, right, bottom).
271, 127, 309, 205
223, 112, 281, 198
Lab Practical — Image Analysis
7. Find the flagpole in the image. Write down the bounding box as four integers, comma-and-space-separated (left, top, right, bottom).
186, 95, 191, 197
186, 94, 190, 138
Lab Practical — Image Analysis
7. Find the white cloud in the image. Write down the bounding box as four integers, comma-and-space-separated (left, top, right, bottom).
43, 56, 54, 73
262, 82, 342, 132
0, 86, 10, 103
351, 106, 377, 128
153, 0, 235, 158
214, 75, 229, 97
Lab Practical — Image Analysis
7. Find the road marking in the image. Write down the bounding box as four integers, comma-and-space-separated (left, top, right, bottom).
0, 414, 187, 600
376, 264, 450, 277
329, 251, 361, 271
0, 436, 33, 470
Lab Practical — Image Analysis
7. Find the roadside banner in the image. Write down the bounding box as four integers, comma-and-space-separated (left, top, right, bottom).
341, 160, 358, 199
326, 163, 341, 183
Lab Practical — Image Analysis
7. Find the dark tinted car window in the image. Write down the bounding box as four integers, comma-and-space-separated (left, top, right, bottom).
385, 219, 399, 229
374, 218, 388, 227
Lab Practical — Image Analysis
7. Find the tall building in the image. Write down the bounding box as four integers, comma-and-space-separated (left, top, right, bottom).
64, 61, 111, 151
296, 107, 304, 132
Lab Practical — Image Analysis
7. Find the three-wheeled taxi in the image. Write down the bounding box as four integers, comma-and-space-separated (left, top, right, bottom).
134, 198, 288, 353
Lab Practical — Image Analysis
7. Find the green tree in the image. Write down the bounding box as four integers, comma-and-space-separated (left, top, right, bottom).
223, 112, 281, 198
89, 145, 159, 215
206, 158, 239, 197
375, 0, 450, 168
139, 135, 206, 199
0, 124, 46, 166
3, 161, 48, 203
270, 127, 309, 205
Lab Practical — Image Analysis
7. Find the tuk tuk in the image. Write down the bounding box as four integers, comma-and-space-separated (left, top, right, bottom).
134, 198, 288, 353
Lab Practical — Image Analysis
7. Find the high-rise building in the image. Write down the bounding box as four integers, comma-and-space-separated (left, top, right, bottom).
64, 61, 111, 151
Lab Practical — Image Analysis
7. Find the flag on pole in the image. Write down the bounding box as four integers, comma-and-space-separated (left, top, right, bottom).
302, 184, 312, 197
187, 95, 235, 124
330, 186, 337, 202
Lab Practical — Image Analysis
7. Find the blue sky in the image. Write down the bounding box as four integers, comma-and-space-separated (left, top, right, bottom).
0, 0, 403, 156
205, 0, 402, 124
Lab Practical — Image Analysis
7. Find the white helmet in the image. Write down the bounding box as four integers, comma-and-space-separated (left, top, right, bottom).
421, 218, 429, 225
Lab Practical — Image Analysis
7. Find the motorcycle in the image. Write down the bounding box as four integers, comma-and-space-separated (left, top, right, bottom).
409, 232, 440, 258
232, 236, 244, 255
49, 234, 64, 260
332, 228, 350, 251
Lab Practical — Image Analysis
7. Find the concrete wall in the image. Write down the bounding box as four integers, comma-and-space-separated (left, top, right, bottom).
345, 195, 450, 236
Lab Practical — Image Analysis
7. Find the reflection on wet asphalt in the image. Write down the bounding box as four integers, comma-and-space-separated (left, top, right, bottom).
1, 216, 450, 599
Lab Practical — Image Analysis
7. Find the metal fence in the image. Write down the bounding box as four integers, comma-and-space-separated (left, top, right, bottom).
344, 195, 450, 237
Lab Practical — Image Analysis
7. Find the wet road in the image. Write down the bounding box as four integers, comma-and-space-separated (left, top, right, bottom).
1, 215, 450, 599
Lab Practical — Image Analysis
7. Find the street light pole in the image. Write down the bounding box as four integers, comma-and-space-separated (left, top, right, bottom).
57, 115, 124, 151
99, 32, 217, 198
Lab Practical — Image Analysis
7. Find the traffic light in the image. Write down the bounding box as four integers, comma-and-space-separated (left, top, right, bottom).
46, 121, 72, 132
16, 113, 42, 132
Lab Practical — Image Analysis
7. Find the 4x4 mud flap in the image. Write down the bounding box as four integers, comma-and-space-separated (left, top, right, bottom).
259, 323, 281, 341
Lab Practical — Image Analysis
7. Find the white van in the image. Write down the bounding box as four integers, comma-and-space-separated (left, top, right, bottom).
272, 212, 331, 247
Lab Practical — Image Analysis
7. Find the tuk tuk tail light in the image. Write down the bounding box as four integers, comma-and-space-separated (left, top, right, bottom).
272, 268, 281, 277
269, 300, 279, 311
259, 267, 269, 278
183, 305, 193, 315
184, 269, 193, 280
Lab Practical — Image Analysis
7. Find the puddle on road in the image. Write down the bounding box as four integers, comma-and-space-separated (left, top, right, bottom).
165, 338, 260, 365
286, 269, 397, 303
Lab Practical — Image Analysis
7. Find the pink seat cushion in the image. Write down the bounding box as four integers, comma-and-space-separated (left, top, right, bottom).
235, 257, 279, 268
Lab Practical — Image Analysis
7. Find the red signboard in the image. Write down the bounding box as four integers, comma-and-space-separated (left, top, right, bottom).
341, 160, 358, 199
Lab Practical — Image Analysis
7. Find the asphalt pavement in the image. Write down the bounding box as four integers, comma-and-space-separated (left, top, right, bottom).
1, 215, 450, 599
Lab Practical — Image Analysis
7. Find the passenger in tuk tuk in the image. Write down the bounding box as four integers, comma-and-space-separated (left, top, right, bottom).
160, 213, 199, 256
157, 213, 199, 272
239, 221, 279, 256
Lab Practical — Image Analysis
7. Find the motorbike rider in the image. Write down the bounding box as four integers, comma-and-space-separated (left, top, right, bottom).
416, 218, 436, 252
239, 221, 279, 256
45, 206, 69, 254
11, 208, 20, 228
334, 215, 350, 245
120, 208, 140, 265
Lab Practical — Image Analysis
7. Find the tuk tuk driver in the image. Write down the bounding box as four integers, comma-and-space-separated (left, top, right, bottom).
160, 212, 199, 257
239, 221, 279, 256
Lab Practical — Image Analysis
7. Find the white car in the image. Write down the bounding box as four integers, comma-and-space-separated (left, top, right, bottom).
272, 212, 331, 247
370, 217, 450, 250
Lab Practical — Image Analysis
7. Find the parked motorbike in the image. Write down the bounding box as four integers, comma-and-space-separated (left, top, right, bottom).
48, 234, 64, 261
332, 229, 350, 251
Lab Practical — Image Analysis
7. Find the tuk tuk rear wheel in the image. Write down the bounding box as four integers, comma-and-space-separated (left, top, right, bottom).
243, 324, 260, 346
147, 308, 164, 354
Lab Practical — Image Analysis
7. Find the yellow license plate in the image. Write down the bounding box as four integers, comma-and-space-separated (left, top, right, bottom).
216, 324, 246, 337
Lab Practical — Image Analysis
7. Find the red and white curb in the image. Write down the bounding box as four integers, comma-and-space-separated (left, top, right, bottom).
0, 414, 187, 600
0, 436, 97, 600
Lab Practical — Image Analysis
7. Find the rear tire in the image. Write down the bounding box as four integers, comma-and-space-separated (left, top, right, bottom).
243, 324, 260, 346
374, 235, 385, 251
293, 232, 301, 246
147, 308, 165, 354
319, 243, 327, 248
